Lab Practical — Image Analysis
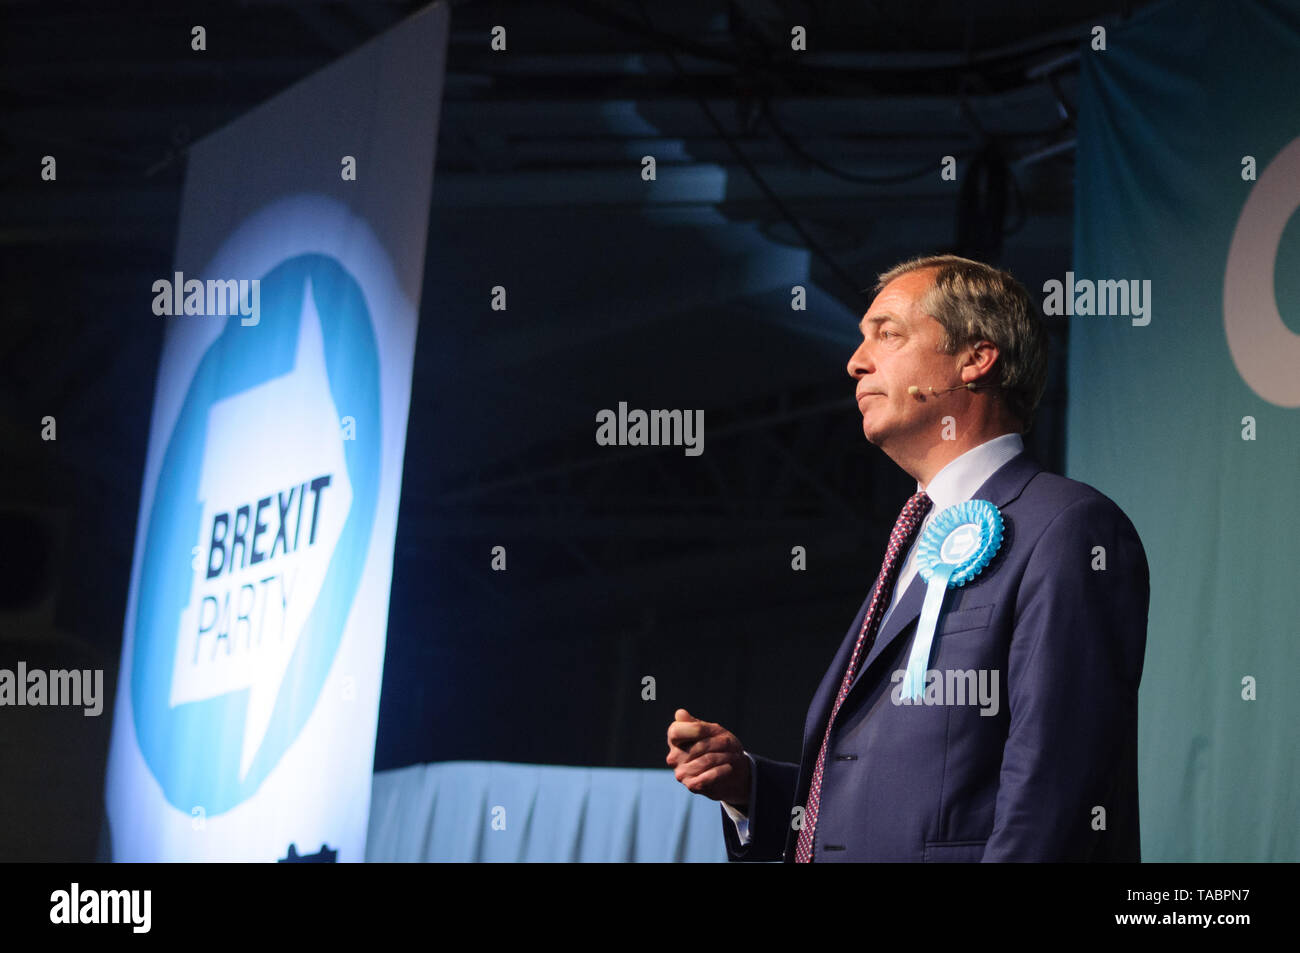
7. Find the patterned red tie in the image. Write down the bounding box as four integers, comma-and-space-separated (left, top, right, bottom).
794, 489, 932, 862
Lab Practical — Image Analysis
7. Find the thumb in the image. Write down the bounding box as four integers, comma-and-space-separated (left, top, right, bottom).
674, 708, 699, 722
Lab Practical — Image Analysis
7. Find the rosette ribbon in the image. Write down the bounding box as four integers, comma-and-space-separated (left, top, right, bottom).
900, 500, 1003, 701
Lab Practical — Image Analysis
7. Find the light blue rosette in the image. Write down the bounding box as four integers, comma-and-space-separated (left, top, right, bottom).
900, 500, 1003, 701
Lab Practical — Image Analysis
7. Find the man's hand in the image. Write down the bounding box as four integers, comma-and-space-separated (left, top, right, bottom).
665, 708, 752, 809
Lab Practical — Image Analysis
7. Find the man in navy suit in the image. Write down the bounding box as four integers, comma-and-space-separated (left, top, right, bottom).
666, 255, 1148, 861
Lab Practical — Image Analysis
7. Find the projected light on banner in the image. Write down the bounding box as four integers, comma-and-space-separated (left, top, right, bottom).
106, 3, 445, 861
110, 193, 420, 860
135, 205, 381, 814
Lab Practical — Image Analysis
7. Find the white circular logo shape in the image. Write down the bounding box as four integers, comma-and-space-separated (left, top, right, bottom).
1224, 136, 1300, 408
940, 523, 981, 564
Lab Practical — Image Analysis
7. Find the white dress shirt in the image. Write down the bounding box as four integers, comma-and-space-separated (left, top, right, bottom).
722, 432, 1025, 846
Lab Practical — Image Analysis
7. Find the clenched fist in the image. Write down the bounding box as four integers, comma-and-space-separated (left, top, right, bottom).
665, 708, 751, 809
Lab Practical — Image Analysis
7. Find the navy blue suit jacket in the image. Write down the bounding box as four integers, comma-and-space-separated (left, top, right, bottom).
722, 451, 1149, 862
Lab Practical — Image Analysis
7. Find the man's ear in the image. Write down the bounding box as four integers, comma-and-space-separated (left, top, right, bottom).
961, 339, 1000, 383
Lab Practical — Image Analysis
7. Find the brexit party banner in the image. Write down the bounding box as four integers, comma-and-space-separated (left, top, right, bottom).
105, 4, 448, 861
1069, 0, 1300, 860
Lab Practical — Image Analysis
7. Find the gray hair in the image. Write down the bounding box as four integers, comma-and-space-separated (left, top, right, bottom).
873, 254, 1049, 433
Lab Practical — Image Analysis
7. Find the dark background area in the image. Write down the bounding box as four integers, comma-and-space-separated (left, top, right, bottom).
0, 0, 1151, 860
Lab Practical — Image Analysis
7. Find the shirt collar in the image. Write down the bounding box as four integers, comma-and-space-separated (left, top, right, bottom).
917, 432, 1025, 512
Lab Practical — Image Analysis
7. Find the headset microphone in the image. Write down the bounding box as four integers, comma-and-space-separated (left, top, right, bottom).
907, 382, 988, 396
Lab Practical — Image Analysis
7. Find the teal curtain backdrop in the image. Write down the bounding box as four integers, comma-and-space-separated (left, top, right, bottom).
1070, 0, 1300, 860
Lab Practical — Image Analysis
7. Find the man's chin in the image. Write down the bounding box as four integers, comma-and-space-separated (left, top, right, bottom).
861, 419, 887, 446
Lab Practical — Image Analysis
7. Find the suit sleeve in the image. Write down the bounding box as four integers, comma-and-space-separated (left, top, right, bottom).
982, 496, 1149, 861
720, 753, 800, 862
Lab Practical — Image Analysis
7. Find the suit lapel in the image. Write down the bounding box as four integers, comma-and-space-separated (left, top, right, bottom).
800, 579, 877, 758
856, 572, 927, 678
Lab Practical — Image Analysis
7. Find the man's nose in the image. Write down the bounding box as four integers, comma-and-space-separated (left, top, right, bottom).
847, 340, 873, 379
